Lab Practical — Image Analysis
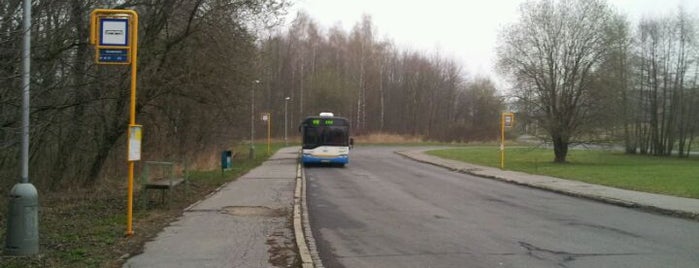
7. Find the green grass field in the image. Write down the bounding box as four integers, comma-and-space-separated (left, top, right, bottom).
427, 146, 699, 199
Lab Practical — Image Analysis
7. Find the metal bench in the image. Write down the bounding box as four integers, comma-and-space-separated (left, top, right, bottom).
140, 161, 188, 209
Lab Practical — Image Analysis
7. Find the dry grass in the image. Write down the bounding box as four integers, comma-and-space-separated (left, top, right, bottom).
353, 133, 425, 144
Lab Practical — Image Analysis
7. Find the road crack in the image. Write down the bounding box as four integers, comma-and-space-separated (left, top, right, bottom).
519, 241, 639, 267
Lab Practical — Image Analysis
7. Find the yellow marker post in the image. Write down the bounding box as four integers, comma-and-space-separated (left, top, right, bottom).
262, 113, 271, 155
90, 9, 139, 236
500, 112, 514, 169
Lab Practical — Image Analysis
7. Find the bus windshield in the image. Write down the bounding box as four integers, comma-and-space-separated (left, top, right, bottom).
301, 116, 350, 149
302, 125, 349, 149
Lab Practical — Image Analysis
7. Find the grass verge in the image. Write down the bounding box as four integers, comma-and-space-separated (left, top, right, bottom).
0, 143, 290, 267
427, 146, 699, 199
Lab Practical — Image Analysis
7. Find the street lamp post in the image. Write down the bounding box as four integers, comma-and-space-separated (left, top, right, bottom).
5, 0, 39, 256
250, 80, 259, 160
284, 97, 290, 146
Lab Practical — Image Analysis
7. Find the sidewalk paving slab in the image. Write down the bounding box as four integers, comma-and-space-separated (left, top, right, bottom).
124, 147, 301, 268
396, 148, 699, 220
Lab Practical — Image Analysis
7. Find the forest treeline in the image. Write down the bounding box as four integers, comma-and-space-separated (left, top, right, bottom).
257, 13, 503, 142
0, 1, 502, 190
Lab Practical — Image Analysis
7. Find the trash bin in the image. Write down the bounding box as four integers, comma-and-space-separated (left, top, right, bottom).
221, 151, 232, 170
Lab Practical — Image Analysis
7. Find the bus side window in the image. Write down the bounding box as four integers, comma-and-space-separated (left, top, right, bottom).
332, 128, 342, 145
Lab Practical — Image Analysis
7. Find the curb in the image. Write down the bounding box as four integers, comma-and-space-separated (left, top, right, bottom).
395, 150, 699, 221
293, 156, 323, 268
302, 165, 325, 267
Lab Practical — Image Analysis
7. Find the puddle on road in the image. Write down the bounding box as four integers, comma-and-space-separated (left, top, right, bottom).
220, 206, 288, 217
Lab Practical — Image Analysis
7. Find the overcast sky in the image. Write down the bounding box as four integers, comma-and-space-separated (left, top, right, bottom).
284, 0, 699, 86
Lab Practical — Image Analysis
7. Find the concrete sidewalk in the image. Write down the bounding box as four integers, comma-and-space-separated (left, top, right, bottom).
124, 147, 303, 268
397, 149, 699, 220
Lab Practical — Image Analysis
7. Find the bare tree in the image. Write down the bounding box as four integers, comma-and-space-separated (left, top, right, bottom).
631, 10, 698, 157
497, 0, 616, 163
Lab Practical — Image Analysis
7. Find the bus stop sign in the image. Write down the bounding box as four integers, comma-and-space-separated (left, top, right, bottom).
93, 16, 131, 64
99, 49, 129, 63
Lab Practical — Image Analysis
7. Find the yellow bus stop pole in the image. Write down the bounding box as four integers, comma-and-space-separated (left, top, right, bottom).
91, 9, 139, 236
500, 113, 514, 170
500, 112, 505, 170
126, 11, 138, 237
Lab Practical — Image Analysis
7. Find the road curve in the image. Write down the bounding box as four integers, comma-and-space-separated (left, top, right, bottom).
305, 146, 699, 268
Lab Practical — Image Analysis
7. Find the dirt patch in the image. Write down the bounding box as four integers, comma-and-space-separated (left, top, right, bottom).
221, 206, 288, 217
266, 215, 300, 267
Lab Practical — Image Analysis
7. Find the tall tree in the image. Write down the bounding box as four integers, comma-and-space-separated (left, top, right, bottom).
497, 0, 617, 163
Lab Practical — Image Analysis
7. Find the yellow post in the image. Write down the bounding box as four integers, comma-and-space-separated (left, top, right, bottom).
90, 9, 139, 236
500, 112, 514, 170
126, 11, 138, 236
267, 113, 271, 155
500, 113, 505, 169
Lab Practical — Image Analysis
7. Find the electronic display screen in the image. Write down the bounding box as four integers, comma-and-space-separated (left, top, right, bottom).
311, 119, 340, 126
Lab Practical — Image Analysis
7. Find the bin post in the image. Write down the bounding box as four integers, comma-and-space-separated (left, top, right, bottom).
4, 183, 39, 255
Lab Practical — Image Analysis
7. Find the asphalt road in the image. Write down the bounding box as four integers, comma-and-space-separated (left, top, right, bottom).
306, 146, 699, 268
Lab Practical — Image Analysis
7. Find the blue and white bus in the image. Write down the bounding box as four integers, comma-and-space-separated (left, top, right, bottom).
300, 112, 350, 166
